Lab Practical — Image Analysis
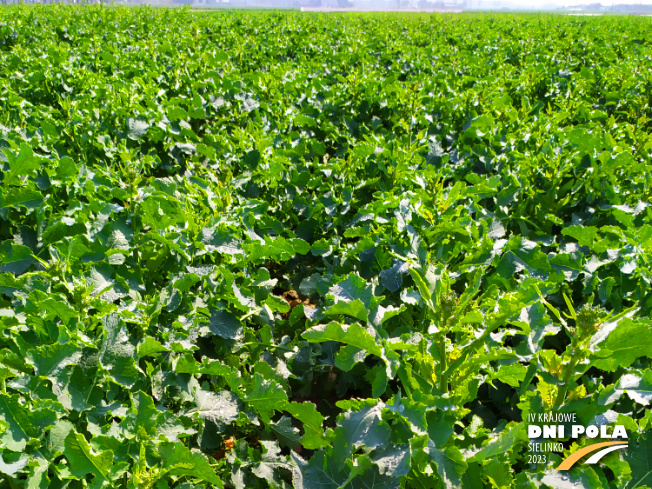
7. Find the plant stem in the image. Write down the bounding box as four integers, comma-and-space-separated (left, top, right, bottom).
554, 353, 579, 408
439, 335, 448, 394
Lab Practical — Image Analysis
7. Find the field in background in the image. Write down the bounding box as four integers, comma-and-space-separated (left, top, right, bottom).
0, 5, 651, 488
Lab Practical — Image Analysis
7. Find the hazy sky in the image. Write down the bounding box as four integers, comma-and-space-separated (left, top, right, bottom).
524, 0, 652, 3
542, 0, 652, 3
487, 0, 652, 6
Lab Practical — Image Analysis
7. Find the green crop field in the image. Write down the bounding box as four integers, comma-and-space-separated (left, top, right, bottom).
0, 5, 651, 489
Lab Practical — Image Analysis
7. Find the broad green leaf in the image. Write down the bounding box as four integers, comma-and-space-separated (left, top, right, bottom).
51, 365, 95, 412
126, 118, 150, 140
336, 344, 366, 372
158, 442, 223, 487
120, 391, 160, 437
243, 236, 309, 263
269, 416, 301, 449
27, 343, 83, 382
493, 363, 528, 389
293, 450, 400, 489
251, 440, 292, 486
380, 260, 409, 293
428, 445, 467, 489
562, 225, 599, 248
47, 420, 74, 457
286, 402, 327, 450
40, 298, 78, 326
199, 308, 243, 340
465, 423, 524, 463
325, 298, 369, 322
515, 302, 560, 359
337, 402, 391, 452
4, 143, 41, 186
0, 243, 35, 275
0, 394, 57, 451
372, 444, 411, 477
63, 431, 114, 488
590, 318, 652, 371
0, 452, 28, 476
137, 337, 168, 358
614, 371, 652, 406
328, 273, 376, 310
87, 265, 123, 302
190, 389, 241, 431
244, 373, 288, 424
98, 314, 139, 387
2, 188, 43, 209
302, 322, 382, 358
199, 227, 243, 256
624, 434, 652, 489
173, 273, 200, 292
484, 457, 514, 488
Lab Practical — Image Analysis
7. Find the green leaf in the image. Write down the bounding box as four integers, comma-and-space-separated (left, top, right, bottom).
624, 433, 652, 489
515, 302, 560, 359
87, 265, 122, 302
190, 389, 241, 431
590, 318, 652, 371
325, 298, 369, 322
484, 457, 514, 489
537, 467, 604, 489
286, 402, 327, 450
173, 273, 200, 292
126, 118, 150, 140
269, 416, 301, 449
302, 322, 382, 358
291, 238, 311, 255
0, 243, 35, 275
293, 450, 400, 489
46, 420, 75, 457
27, 343, 83, 382
51, 365, 95, 412
429, 445, 467, 489
98, 313, 139, 387
243, 236, 309, 263
493, 363, 527, 389
120, 391, 160, 437
0, 452, 28, 476
408, 267, 435, 313
311, 238, 332, 256
337, 402, 391, 452
244, 373, 288, 424
336, 344, 366, 372
465, 423, 524, 463
372, 444, 410, 477
41, 298, 78, 326
328, 273, 377, 311
55, 156, 77, 179
199, 227, 243, 256
63, 431, 114, 488
158, 442, 223, 487
2, 187, 43, 209
562, 225, 599, 248
380, 260, 409, 293
366, 363, 389, 398
200, 308, 243, 340
137, 337, 169, 358
615, 371, 652, 406
4, 143, 41, 186
251, 440, 292, 486
0, 394, 57, 451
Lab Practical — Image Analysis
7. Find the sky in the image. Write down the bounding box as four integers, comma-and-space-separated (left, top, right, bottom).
539, 0, 652, 3
475, 0, 652, 7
